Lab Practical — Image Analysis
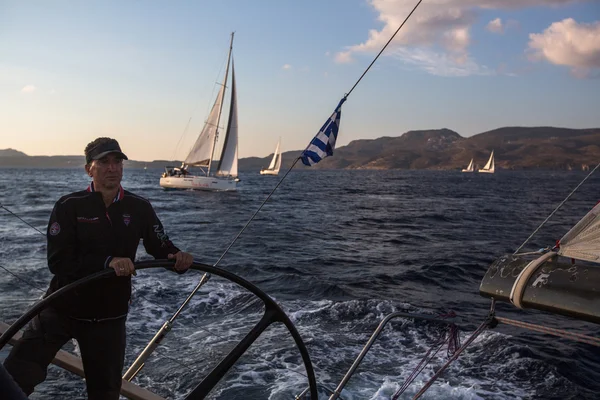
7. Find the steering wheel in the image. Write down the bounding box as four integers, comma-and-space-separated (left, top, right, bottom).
0, 260, 318, 399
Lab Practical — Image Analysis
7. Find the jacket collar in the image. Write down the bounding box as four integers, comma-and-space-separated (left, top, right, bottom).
86, 182, 125, 203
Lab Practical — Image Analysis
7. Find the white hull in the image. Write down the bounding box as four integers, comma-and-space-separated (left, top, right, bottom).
478, 169, 495, 174
160, 175, 237, 191
461, 169, 474, 173
260, 169, 279, 175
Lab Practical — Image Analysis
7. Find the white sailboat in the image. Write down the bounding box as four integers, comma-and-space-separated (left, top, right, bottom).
160, 33, 239, 191
461, 158, 475, 173
478, 150, 495, 173
260, 139, 282, 175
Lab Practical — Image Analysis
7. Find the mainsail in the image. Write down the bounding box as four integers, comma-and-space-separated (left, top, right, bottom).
479, 151, 495, 173
216, 61, 238, 178
268, 140, 281, 171
184, 84, 226, 167
159, 32, 239, 191
483, 151, 494, 171
462, 158, 474, 172
558, 202, 600, 263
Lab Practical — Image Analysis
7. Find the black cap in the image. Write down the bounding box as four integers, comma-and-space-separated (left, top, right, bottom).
85, 138, 128, 164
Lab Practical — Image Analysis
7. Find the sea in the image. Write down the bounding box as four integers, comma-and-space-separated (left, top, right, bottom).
0, 167, 599, 400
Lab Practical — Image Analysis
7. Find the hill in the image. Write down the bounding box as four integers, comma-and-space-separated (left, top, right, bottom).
2, 126, 598, 170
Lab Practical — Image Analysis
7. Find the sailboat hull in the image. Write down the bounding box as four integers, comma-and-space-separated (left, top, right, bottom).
159, 175, 237, 191
259, 169, 279, 175
478, 169, 495, 174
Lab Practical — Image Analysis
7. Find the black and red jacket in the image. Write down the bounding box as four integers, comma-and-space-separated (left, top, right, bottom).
46, 183, 180, 319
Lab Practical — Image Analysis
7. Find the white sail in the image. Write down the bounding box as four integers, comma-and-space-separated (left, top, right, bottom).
267, 140, 281, 171
558, 202, 600, 263
216, 61, 238, 178
462, 158, 474, 172
260, 139, 282, 175
273, 142, 282, 173
483, 152, 494, 170
160, 32, 239, 191
184, 83, 226, 166
479, 151, 495, 173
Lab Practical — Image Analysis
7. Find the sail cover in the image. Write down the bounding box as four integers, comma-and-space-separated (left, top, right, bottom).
184, 84, 226, 166
558, 202, 600, 263
216, 61, 238, 177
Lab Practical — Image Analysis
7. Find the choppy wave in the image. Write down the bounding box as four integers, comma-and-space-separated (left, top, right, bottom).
1, 168, 599, 399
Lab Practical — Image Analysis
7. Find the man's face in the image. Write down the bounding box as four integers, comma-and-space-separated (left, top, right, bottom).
86, 153, 124, 190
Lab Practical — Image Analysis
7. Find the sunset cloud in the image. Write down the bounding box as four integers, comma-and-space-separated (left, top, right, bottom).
528, 18, 600, 78
334, 0, 582, 75
486, 18, 503, 34
21, 84, 36, 93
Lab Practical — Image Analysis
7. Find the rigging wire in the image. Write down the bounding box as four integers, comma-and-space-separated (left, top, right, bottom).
210, 0, 424, 269
172, 37, 232, 162
1, 3, 427, 396
0, 202, 338, 398
129, 284, 341, 397
0, 265, 46, 293
513, 161, 600, 254
0, 204, 45, 236
346, 0, 423, 98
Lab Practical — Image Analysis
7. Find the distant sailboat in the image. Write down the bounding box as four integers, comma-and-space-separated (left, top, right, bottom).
159, 33, 239, 191
260, 139, 282, 176
479, 151, 495, 174
461, 158, 475, 173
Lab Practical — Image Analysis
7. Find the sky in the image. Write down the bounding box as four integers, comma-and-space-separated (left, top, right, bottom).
1, 0, 599, 161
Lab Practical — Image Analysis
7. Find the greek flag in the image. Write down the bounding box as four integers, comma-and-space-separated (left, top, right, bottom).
300, 97, 347, 166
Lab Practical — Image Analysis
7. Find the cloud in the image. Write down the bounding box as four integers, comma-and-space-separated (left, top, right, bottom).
528, 18, 600, 78
334, 0, 582, 76
391, 47, 493, 76
282, 64, 292, 70
335, 51, 354, 63
486, 18, 503, 33
21, 84, 36, 93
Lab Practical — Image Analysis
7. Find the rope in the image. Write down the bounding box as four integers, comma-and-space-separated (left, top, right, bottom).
392, 333, 449, 399
392, 312, 461, 399
412, 318, 490, 399
495, 316, 600, 347
513, 161, 600, 254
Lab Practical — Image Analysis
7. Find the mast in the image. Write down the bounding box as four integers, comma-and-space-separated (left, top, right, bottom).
207, 32, 234, 176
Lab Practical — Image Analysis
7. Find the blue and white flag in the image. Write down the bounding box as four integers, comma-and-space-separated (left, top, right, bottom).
300, 97, 347, 166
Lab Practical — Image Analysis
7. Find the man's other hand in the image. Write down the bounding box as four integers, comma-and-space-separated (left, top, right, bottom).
168, 251, 193, 272
109, 257, 136, 276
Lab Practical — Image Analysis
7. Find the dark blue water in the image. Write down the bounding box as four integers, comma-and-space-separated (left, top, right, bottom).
1, 168, 599, 399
